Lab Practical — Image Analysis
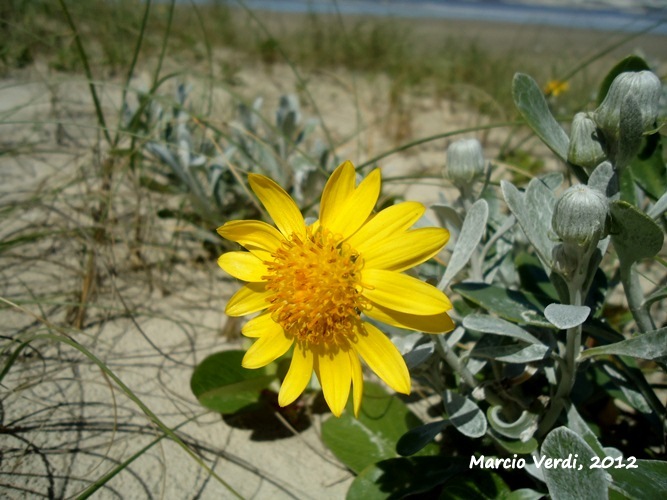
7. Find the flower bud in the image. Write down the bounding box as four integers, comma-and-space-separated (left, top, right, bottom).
567, 112, 606, 170
445, 138, 485, 188
552, 184, 610, 247
594, 70, 662, 141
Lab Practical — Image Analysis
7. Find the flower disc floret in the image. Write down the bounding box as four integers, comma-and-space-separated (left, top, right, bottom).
264, 226, 367, 347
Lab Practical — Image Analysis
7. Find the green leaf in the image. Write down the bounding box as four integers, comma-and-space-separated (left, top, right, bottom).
453, 282, 553, 328
321, 382, 432, 474
541, 427, 610, 500
609, 459, 667, 498
596, 55, 651, 106
396, 420, 449, 457
516, 252, 560, 301
440, 198, 488, 288
487, 407, 539, 441
503, 489, 544, 500
565, 405, 606, 458
444, 390, 487, 438
544, 304, 591, 330
346, 456, 463, 500
629, 133, 667, 201
440, 469, 511, 500
489, 430, 539, 455
580, 327, 667, 361
512, 73, 570, 162
190, 350, 276, 414
472, 343, 550, 363
610, 200, 663, 265
501, 177, 560, 271
464, 314, 543, 345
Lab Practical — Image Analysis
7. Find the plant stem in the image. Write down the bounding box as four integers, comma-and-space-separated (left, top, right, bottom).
620, 262, 655, 333
538, 281, 583, 435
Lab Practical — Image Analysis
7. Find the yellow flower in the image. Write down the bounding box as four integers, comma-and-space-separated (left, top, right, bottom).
217, 161, 454, 417
544, 79, 570, 97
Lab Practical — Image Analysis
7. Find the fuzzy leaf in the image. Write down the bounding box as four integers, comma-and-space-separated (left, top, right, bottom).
512, 73, 570, 162
541, 427, 610, 500
487, 407, 539, 441
453, 282, 553, 328
501, 177, 560, 271
609, 459, 667, 498
472, 342, 550, 363
610, 200, 663, 265
463, 314, 543, 345
439, 199, 488, 288
581, 327, 667, 361
443, 390, 487, 438
544, 304, 591, 330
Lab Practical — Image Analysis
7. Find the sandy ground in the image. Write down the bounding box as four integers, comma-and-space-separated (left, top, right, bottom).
1, 10, 666, 500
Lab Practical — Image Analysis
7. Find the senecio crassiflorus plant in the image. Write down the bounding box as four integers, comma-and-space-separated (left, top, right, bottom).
190, 56, 667, 498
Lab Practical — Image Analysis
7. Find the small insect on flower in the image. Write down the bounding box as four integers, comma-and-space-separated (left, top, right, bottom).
217, 161, 454, 417
544, 79, 570, 97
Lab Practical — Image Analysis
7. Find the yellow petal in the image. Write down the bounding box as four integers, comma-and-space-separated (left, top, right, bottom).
366, 300, 456, 333
353, 322, 410, 395
315, 347, 352, 417
348, 201, 425, 251
242, 326, 294, 369
225, 283, 271, 316
278, 342, 313, 407
248, 174, 306, 239
320, 161, 356, 226
349, 350, 364, 417
361, 227, 449, 272
242, 313, 279, 338
217, 220, 283, 258
324, 168, 381, 239
362, 269, 452, 315
218, 252, 269, 282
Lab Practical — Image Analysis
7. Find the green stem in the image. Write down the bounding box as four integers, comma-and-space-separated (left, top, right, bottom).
538, 281, 583, 435
620, 261, 655, 333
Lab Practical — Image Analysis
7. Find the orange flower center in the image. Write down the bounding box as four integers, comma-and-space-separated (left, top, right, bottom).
264, 227, 366, 346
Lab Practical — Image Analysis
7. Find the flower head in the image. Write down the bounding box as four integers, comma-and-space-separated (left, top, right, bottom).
217, 161, 453, 416
544, 79, 570, 97
445, 138, 486, 190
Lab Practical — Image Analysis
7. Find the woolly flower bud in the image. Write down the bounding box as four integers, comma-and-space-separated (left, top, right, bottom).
568, 112, 606, 170
594, 70, 662, 141
445, 138, 485, 188
552, 185, 610, 247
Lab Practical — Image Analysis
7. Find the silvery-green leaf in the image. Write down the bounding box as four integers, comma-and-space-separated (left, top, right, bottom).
453, 282, 553, 328
610, 200, 663, 265
487, 407, 539, 441
580, 327, 667, 361
647, 189, 667, 218
501, 178, 559, 271
463, 314, 543, 345
616, 94, 644, 169
431, 203, 463, 233
512, 73, 570, 162
446, 326, 466, 348
541, 427, 610, 500
438, 199, 488, 289
471, 343, 550, 363
587, 161, 618, 199
443, 390, 487, 438
603, 447, 623, 458
565, 405, 605, 457
599, 363, 652, 414
544, 304, 591, 330
608, 459, 667, 498
404, 342, 435, 370
504, 489, 544, 500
